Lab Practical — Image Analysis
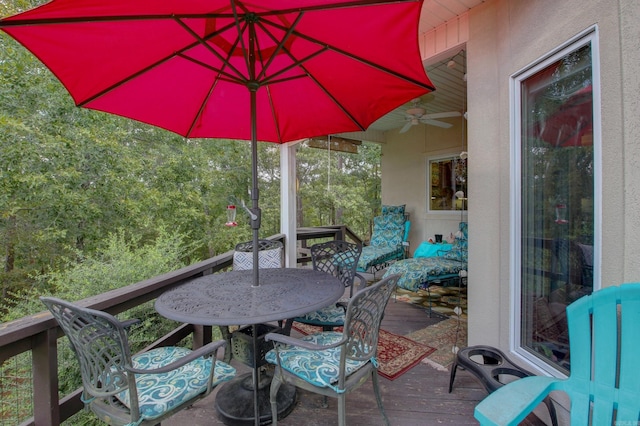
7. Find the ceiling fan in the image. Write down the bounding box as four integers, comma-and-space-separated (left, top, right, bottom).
399, 100, 462, 133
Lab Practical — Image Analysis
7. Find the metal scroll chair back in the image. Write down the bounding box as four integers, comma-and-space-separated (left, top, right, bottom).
475, 283, 640, 425
342, 272, 396, 363
311, 240, 362, 297
233, 239, 283, 270
265, 274, 400, 426
41, 297, 235, 426
287, 240, 366, 333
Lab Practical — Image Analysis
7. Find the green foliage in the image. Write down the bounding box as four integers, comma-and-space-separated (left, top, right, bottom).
296, 141, 381, 238
1, 228, 192, 320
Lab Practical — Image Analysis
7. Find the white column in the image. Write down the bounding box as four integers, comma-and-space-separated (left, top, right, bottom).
280, 141, 300, 267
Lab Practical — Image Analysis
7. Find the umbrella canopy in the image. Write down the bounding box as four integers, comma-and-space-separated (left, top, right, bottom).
1, 0, 434, 288
531, 85, 593, 148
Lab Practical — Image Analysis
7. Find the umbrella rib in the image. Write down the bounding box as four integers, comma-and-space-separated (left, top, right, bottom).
264, 85, 283, 142
175, 53, 244, 85
255, 13, 304, 82
78, 17, 251, 106
185, 77, 221, 139
248, 0, 418, 17
0, 2, 411, 27
173, 17, 248, 83
264, 20, 435, 92
75, 34, 216, 106
259, 48, 327, 85
230, 0, 253, 83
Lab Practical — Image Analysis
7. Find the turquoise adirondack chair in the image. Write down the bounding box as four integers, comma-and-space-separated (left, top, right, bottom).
475, 283, 640, 425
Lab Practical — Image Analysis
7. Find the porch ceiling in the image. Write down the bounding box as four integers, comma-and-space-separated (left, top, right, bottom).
364, 0, 483, 134
369, 49, 467, 133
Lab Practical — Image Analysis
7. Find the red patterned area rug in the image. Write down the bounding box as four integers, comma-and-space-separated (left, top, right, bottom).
292, 323, 436, 380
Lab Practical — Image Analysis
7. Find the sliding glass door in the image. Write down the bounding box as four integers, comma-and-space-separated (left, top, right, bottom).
513, 30, 599, 373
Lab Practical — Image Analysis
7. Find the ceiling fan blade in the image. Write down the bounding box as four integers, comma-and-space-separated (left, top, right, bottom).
423, 111, 461, 119
422, 119, 453, 129
399, 121, 413, 133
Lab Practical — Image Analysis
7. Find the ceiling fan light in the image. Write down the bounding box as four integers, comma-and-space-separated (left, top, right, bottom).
411, 118, 419, 125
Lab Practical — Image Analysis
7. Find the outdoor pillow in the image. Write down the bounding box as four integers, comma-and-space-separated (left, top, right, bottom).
370, 213, 405, 247
381, 204, 405, 215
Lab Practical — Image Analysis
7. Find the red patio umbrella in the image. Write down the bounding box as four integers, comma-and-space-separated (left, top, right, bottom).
0, 0, 435, 289
531, 85, 593, 148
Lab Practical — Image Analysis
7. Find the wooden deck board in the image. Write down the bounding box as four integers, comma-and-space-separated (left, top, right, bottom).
165, 298, 546, 425
165, 297, 483, 425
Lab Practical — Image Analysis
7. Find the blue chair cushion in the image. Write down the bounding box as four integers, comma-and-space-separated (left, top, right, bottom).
116, 346, 236, 421
358, 245, 404, 271
294, 305, 345, 327
381, 204, 405, 215
383, 257, 466, 291
265, 332, 369, 393
370, 214, 405, 247
443, 237, 468, 262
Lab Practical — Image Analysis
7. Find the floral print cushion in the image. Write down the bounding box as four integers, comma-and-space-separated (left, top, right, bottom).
383, 257, 466, 292
358, 213, 406, 271
294, 304, 346, 327
381, 204, 405, 215
443, 237, 468, 262
357, 245, 404, 272
443, 222, 468, 262
116, 346, 236, 421
265, 332, 369, 392
370, 213, 405, 247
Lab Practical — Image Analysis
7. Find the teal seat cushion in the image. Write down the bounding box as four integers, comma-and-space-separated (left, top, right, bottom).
294, 304, 345, 327
443, 236, 468, 262
357, 245, 404, 271
357, 213, 408, 272
383, 257, 466, 291
116, 346, 236, 421
265, 332, 369, 392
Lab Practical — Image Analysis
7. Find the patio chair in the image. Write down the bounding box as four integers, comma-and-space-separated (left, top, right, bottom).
40, 297, 236, 426
357, 211, 410, 275
265, 274, 400, 426
383, 221, 467, 292
221, 239, 284, 361
287, 240, 367, 332
474, 283, 640, 426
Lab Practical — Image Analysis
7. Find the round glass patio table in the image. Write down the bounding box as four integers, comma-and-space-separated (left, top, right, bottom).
155, 268, 344, 426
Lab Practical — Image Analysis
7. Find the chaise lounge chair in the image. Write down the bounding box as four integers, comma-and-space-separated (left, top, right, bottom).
357, 205, 410, 275
383, 222, 467, 292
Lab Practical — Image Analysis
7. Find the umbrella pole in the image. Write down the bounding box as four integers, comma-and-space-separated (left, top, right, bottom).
249, 86, 261, 290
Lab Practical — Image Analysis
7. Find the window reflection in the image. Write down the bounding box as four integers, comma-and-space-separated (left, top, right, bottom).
520, 43, 594, 373
429, 156, 467, 211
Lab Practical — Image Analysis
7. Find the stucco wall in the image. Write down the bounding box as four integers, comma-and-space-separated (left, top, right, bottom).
465, 0, 636, 356
382, 0, 640, 376
381, 118, 467, 254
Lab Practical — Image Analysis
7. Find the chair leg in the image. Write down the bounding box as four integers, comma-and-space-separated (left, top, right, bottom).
338, 394, 346, 426
219, 326, 232, 363
372, 370, 390, 426
321, 395, 329, 408
448, 355, 459, 393
270, 372, 283, 426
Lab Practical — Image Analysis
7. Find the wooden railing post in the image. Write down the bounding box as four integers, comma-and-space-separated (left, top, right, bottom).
32, 328, 60, 426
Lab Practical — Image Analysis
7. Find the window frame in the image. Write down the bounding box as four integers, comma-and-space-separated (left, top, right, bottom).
509, 26, 602, 375
426, 153, 468, 214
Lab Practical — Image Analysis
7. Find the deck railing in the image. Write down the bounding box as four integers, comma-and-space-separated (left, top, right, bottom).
0, 228, 362, 425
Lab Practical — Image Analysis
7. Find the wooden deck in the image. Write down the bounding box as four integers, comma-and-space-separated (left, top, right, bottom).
165, 299, 492, 426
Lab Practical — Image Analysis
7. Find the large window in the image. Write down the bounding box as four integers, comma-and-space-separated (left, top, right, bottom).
428, 155, 467, 212
513, 30, 599, 373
